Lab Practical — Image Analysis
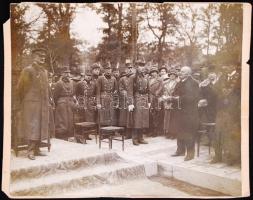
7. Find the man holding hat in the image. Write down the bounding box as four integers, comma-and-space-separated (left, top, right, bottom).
16, 47, 50, 160
149, 66, 163, 137
96, 62, 118, 126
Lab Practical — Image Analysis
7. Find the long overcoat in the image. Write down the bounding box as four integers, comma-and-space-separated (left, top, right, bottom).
132, 73, 150, 129
118, 74, 135, 127
16, 65, 49, 142
54, 79, 75, 137
96, 75, 118, 126
172, 76, 200, 140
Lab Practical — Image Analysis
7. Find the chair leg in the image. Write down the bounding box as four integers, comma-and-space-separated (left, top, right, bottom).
99, 135, 101, 149
122, 134, 124, 151
197, 136, 200, 157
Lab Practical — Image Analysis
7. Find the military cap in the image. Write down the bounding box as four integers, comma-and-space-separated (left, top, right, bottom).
112, 68, 119, 72
135, 58, 146, 65
103, 62, 112, 69
61, 66, 71, 73
32, 47, 47, 56
149, 66, 159, 74
90, 63, 100, 70
85, 70, 92, 76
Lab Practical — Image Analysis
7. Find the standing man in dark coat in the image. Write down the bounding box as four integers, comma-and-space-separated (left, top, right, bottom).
131, 59, 150, 145
96, 63, 118, 126
16, 48, 49, 160
149, 66, 163, 137
54, 68, 76, 140
171, 66, 200, 161
118, 59, 135, 139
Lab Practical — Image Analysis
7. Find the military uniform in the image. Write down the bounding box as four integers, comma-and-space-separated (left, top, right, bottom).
16, 48, 50, 160
54, 72, 75, 140
96, 73, 118, 126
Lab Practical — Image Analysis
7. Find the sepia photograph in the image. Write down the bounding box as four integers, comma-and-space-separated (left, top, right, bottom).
1, 2, 251, 198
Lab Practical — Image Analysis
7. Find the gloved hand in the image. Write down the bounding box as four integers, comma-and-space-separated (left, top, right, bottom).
128, 104, 135, 112
97, 104, 102, 109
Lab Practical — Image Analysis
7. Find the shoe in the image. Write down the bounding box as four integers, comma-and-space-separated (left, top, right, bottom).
184, 155, 194, 161
209, 156, 222, 164
133, 140, 139, 145
125, 135, 132, 139
171, 152, 185, 157
28, 152, 35, 160
34, 151, 47, 156
138, 139, 148, 144
86, 136, 92, 140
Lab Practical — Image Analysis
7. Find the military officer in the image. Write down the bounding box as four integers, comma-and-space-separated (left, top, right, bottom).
16, 48, 49, 160
131, 59, 150, 145
96, 62, 118, 126
118, 59, 136, 139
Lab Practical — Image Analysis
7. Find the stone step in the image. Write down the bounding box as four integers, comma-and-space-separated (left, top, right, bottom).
11, 151, 122, 183
10, 161, 146, 197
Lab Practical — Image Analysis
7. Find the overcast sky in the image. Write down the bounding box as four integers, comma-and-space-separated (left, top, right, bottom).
23, 3, 217, 54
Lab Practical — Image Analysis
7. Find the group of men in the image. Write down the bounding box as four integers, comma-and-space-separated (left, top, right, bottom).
16, 48, 241, 165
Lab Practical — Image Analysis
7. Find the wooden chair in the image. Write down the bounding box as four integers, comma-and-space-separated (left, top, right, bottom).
196, 122, 216, 157
98, 111, 126, 151
73, 110, 98, 144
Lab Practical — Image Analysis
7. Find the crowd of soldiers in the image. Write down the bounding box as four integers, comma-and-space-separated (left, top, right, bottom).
16, 48, 241, 166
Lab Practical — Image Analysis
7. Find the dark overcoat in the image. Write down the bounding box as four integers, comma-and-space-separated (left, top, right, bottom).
96, 75, 118, 126
172, 76, 200, 140
132, 73, 150, 129
75, 79, 97, 122
53, 79, 75, 137
16, 65, 49, 142
118, 74, 135, 127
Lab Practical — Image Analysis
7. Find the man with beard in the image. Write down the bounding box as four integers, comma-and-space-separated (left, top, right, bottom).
96, 62, 118, 126
54, 67, 76, 141
118, 59, 136, 139
131, 59, 150, 145
171, 66, 200, 161
149, 66, 163, 137
16, 48, 50, 160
